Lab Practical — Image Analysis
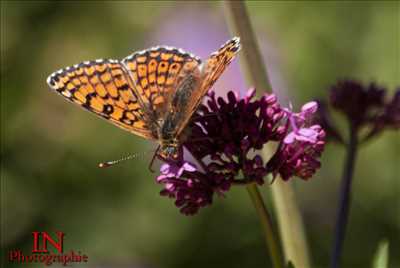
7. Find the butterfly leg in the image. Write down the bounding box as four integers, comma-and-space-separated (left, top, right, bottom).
189, 112, 219, 123
186, 137, 216, 143
148, 145, 161, 173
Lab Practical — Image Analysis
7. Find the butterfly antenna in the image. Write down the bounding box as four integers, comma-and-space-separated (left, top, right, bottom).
98, 151, 148, 168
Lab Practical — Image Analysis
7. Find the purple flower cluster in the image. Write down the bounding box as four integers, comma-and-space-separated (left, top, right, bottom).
314, 80, 400, 143
157, 162, 230, 215
368, 89, 400, 139
156, 89, 326, 215
267, 102, 325, 181
186, 89, 287, 185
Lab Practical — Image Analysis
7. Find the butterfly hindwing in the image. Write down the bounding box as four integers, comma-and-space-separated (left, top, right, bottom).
46, 59, 154, 139
121, 46, 202, 119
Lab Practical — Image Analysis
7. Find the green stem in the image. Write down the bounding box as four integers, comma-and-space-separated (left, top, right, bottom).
247, 184, 284, 268
271, 179, 312, 268
223, 0, 272, 91
223, 1, 311, 267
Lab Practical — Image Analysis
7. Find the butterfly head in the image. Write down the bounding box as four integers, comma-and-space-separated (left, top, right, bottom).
159, 139, 180, 160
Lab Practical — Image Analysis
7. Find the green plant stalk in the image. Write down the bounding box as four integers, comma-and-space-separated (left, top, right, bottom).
223, 1, 311, 268
271, 179, 311, 268
247, 183, 284, 268
222, 1, 271, 91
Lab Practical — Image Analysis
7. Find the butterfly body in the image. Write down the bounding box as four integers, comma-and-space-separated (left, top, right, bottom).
47, 37, 241, 160
157, 67, 203, 158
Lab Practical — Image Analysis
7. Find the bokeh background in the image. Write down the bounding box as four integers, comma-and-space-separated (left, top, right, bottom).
1, 1, 399, 268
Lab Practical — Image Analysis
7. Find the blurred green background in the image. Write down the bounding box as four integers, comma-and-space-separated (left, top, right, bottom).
1, 1, 399, 267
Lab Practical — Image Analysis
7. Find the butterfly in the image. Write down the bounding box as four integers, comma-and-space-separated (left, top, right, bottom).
47, 37, 241, 161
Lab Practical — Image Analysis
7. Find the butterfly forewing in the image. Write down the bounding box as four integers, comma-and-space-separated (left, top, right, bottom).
201, 37, 241, 92
173, 37, 241, 135
46, 59, 154, 139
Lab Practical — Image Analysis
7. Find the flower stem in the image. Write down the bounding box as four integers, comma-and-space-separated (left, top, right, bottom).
223, 1, 311, 267
222, 1, 271, 91
246, 183, 284, 268
331, 125, 358, 268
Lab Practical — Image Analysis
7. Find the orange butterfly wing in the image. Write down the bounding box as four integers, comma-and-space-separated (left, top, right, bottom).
174, 37, 241, 135
121, 46, 202, 120
201, 37, 241, 94
46, 59, 154, 139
